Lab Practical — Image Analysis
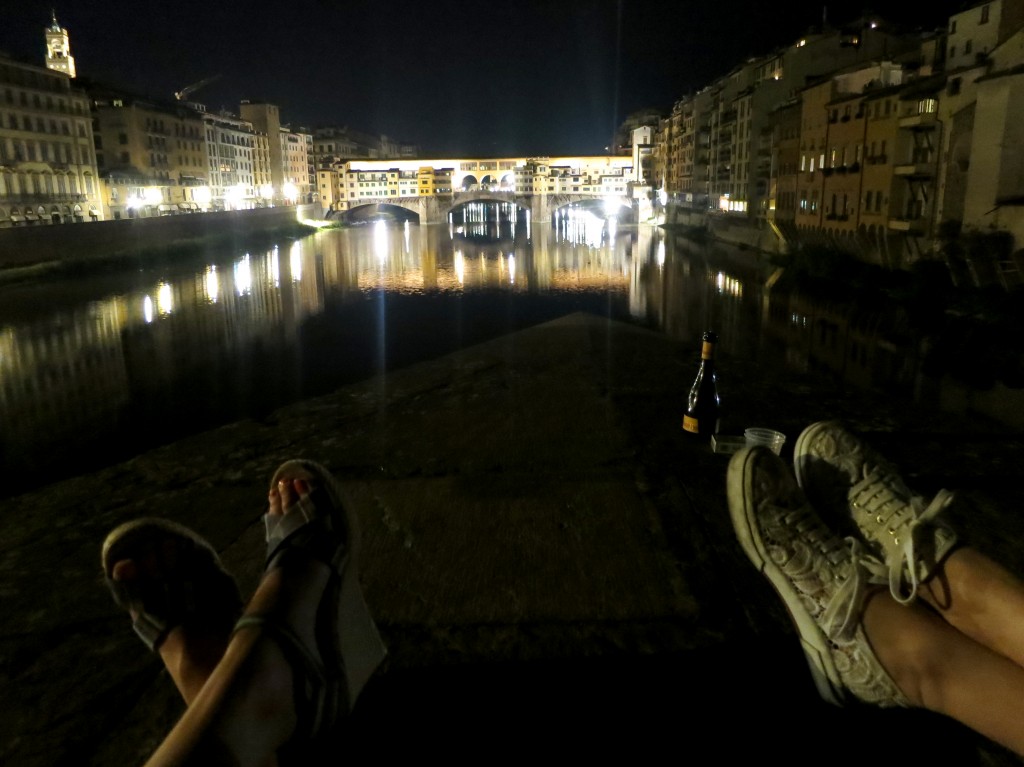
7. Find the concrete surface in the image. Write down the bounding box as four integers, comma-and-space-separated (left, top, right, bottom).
2, 312, 1023, 765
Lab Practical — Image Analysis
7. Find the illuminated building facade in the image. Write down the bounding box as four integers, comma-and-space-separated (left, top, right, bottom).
647, 5, 1024, 273
0, 53, 101, 227
202, 110, 255, 210
240, 101, 313, 203
251, 130, 272, 203
91, 89, 208, 217
947, 1, 1024, 70
649, 19, 918, 218
281, 128, 311, 203
317, 156, 632, 214
44, 13, 76, 79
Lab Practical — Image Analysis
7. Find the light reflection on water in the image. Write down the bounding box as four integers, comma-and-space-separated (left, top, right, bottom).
3, 219, 1017, 493
0, 220, 670, 489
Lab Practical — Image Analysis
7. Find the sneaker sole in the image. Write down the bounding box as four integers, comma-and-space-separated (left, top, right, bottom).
727, 446, 847, 706
791, 420, 830, 493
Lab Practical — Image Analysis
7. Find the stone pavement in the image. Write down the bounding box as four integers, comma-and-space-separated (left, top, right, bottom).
2, 312, 1024, 765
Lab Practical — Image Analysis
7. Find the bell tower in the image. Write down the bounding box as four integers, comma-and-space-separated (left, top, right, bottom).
45, 11, 76, 78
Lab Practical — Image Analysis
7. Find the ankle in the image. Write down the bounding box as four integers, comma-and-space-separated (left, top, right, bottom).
159, 626, 230, 703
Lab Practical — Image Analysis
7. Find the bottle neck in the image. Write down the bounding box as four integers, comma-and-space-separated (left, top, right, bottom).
700, 341, 715, 361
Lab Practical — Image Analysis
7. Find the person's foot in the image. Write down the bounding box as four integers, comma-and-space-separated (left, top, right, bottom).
102, 518, 242, 651
793, 421, 958, 604
102, 519, 243, 701
727, 445, 910, 707
232, 460, 386, 746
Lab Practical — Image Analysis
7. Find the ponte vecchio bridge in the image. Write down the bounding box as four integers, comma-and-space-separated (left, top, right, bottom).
316, 156, 638, 225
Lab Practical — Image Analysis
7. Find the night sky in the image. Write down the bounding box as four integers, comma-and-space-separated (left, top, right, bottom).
4, 1, 966, 157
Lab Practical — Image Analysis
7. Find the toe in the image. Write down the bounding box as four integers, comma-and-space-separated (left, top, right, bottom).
275, 477, 311, 515
111, 559, 138, 582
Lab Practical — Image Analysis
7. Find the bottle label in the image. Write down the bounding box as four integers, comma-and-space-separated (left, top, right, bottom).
701, 341, 715, 360
683, 415, 700, 433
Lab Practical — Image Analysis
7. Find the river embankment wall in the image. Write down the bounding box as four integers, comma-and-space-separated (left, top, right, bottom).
662, 203, 786, 255
0, 203, 322, 270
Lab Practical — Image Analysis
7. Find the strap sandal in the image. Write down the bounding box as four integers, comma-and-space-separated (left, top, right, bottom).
233, 459, 386, 746
102, 518, 243, 652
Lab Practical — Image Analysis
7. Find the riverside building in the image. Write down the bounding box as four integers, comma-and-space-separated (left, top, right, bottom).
648, 2, 1024, 280
90, 87, 209, 218
240, 101, 314, 204
0, 52, 101, 227
317, 156, 633, 215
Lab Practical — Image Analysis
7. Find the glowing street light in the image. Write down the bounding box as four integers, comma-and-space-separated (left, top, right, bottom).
225, 184, 246, 210
194, 186, 212, 209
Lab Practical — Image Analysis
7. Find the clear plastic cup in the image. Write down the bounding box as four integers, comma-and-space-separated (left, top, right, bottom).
744, 427, 786, 455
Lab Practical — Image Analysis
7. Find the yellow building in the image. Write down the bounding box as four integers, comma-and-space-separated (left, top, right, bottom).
318, 156, 631, 215
92, 90, 209, 217
0, 53, 101, 226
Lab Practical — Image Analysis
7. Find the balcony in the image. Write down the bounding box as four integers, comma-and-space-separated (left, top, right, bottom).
893, 163, 934, 178
899, 112, 937, 129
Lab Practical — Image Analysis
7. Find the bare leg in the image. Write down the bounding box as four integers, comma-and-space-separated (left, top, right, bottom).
142, 478, 330, 766
863, 588, 1024, 756
916, 547, 1024, 669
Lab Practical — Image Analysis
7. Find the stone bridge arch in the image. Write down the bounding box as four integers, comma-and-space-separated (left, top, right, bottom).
447, 191, 530, 220
328, 191, 634, 226
549, 195, 637, 223
340, 202, 420, 224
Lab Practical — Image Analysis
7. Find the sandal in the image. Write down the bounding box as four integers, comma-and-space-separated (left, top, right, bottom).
102, 518, 243, 652
233, 459, 386, 745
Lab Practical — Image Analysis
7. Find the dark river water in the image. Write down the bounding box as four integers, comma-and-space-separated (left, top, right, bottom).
1, 210, 1021, 495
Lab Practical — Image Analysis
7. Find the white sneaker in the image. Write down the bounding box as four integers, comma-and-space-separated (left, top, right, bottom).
727, 445, 909, 707
793, 421, 958, 605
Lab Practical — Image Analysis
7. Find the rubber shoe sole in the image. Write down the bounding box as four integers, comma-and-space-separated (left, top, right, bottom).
727, 445, 847, 706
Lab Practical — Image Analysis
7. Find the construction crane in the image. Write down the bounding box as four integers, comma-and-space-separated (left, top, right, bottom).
174, 75, 220, 102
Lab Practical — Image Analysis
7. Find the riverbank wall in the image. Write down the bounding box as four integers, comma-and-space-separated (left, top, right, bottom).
663, 203, 787, 255
0, 203, 321, 270
662, 202, 928, 266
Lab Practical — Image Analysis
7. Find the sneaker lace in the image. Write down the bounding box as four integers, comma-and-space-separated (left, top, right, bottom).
781, 505, 885, 643
850, 465, 954, 605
